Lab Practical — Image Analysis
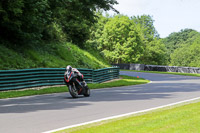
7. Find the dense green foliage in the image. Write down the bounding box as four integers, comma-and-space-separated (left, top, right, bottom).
98, 15, 144, 63
141, 39, 167, 65
1, 0, 200, 69
87, 13, 200, 67
87, 14, 168, 65
131, 15, 159, 41
132, 15, 167, 65
170, 35, 200, 67
0, 0, 118, 70
162, 29, 199, 55
163, 29, 200, 67
86, 14, 200, 67
0, 0, 118, 46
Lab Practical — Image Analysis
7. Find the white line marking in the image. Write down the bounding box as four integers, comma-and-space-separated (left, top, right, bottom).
43, 96, 200, 133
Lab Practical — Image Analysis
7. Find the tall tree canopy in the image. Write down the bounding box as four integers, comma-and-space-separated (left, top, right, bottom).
97, 15, 144, 63
132, 15, 167, 65
162, 29, 199, 55
131, 15, 159, 42
140, 39, 167, 65
170, 35, 200, 67
0, 0, 118, 46
87, 14, 168, 65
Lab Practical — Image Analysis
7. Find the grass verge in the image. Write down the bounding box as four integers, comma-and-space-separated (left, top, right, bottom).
122, 69, 200, 77
0, 42, 110, 70
0, 75, 149, 99
56, 100, 200, 133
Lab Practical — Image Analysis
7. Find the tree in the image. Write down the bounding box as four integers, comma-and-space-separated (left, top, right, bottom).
0, 0, 118, 46
87, 14, 169, 65
98, 15, 144, 63
141, 39, 168, 65
170, 35, 200, 67
0, 0, 51, 44
52, 0, 119, 46
86, 12, 110, 49
131, 15, 159, 42
162, 29, 199, 55
131, 15, 167, 65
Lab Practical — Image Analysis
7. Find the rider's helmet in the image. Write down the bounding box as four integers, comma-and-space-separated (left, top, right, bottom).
66, 65, 72, 72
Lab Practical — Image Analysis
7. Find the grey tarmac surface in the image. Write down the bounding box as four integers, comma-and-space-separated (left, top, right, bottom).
0, 71, 200, 133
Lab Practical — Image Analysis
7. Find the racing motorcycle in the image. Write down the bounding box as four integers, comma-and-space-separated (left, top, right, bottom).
64, 70, 90, 98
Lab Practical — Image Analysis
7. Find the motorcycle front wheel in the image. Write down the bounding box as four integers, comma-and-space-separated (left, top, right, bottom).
84, 86, 90, 97
68, 84, 78, 98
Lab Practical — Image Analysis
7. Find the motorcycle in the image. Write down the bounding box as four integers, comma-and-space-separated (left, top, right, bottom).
64, 70, 90, 98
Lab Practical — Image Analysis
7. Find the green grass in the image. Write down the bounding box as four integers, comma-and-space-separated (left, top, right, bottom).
56, 100, 200, 133
89, 75, 149, 89
122, 69, 200, 77
0, 42, 110, 70
0, 75, 149, 99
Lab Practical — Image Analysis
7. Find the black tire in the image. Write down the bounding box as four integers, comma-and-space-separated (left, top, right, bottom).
68, 84, 78, 98
84, 86, 90, 97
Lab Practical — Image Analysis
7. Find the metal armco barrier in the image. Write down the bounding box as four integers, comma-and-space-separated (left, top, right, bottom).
113, 63, 200, 74
93, 67, 120, 83
0, 67, 120, 91
144, 65, 200, 73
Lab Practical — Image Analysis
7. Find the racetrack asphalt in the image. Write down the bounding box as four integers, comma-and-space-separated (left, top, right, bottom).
0, 71, 200, 133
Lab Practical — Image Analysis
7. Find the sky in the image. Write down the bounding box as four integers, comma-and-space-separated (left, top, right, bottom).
108, 0, 200, 38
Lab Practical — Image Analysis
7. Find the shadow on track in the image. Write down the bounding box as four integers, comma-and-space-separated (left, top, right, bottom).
0, 71, 200, 114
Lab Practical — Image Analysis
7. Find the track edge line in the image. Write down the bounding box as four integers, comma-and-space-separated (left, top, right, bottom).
43, 96, 200, 133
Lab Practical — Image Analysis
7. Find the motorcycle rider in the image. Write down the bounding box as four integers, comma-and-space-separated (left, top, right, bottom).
64, 65, 87, 87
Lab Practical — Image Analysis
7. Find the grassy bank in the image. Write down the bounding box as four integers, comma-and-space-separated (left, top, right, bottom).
0, 42, 109, 70
0, 75, 149, 99
56, 100, 200, 133
122, 70, 200, 77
